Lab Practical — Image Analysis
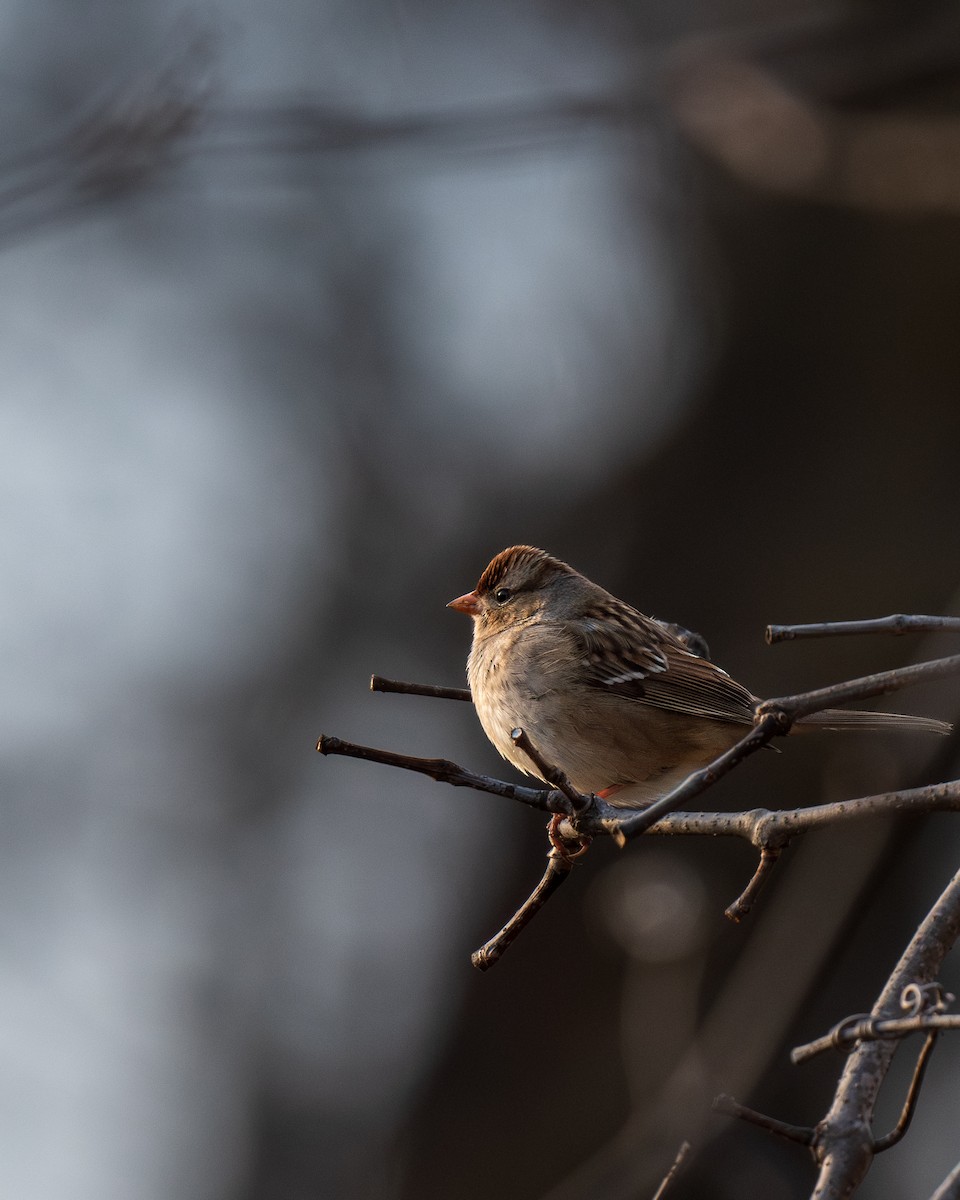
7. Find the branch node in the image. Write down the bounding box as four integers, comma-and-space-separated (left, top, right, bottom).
753, 701, 794, 735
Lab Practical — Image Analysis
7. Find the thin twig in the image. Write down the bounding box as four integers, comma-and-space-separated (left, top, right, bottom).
610, 650, 959, 841
793, 1016, 960, 1064
370, 674, 472, 701
716, 1033, 942, 1164
760, 652, 960, 722
510, 727, 594, 814
317, 731, 960, 842
725, 845, 783, 922
315, 734, 569, 814
712, 1094, 814, 1146
611, 715, 783, 843
650, 1140, 691, 1200
471, 850, 576, 971
766, 615, 960, 643
872, 1033, 939, 1152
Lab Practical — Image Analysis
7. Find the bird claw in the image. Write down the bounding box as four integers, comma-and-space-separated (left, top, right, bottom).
547, 813, 591, 861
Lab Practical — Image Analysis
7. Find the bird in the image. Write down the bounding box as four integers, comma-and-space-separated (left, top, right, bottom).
448, 545, 951, 812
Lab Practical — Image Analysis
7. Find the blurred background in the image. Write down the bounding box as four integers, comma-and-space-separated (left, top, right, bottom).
3, 1, 960, 1197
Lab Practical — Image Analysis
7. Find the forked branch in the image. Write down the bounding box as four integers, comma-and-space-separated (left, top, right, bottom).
320, 615, 960, 1193
318, 620, 958, 976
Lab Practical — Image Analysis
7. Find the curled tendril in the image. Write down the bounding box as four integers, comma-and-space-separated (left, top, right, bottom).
901, 981, 954, 1018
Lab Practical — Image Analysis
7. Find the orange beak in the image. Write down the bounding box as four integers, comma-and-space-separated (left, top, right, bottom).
447, 590, 481, 616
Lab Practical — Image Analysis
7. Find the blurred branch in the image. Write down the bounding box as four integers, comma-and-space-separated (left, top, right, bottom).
0, 24, 215, 244
0, 59, 656, 247
202, 89, 655, 158
2, 0, 960, 261
650, 1140, 690, 1200
664, 4, 960, 214
5, 2, 960, 253
930, 1159, 960, 1200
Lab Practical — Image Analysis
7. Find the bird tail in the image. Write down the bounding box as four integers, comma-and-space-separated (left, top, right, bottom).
796, 709, 952, 735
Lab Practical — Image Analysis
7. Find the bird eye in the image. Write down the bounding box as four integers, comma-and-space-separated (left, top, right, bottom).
494, 587, 513, 604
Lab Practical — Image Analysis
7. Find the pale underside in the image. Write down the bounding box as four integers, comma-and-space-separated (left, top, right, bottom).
467, 614, 753, 809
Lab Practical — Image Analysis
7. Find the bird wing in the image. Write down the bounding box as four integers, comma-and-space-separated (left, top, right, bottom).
574, 603, 757, 725
650, 618, 711, 662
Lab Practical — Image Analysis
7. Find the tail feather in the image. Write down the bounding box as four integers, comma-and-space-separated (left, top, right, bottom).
797, 709, 952, 736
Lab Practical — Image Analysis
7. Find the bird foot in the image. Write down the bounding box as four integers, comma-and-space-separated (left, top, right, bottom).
547, 813, 591, 861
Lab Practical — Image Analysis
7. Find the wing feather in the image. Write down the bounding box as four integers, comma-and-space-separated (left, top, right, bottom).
573, 602, 756, 725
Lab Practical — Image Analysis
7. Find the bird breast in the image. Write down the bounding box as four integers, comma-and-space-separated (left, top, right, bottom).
467, 620, 743, 798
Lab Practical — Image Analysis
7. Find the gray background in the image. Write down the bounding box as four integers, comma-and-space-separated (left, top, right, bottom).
2, 2, 959, 1197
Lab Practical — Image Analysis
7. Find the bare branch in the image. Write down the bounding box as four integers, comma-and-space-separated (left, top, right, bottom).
760, 652, 960, 721
708, 783, 960, 845
767, 615, 960, 643
712, 1093, 814, 1147
471, 850, 576, 971
872, 1033, 939, 1153
315, 734, 568, 814
510, 727, 594, 815
793, 1015, 960, 1064
609, 652, 958, 844
793, 984, 957, 1063
725, 845, 782, 922
611, 715, 783, 843
810, 867, 960, 1193
370, 674, 472, 701
317, 730, 960, 846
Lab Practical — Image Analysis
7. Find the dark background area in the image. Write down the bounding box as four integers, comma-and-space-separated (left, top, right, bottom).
2, 2, 959, 1198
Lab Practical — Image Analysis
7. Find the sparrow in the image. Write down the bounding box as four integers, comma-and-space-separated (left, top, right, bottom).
448, 546, 951, 810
